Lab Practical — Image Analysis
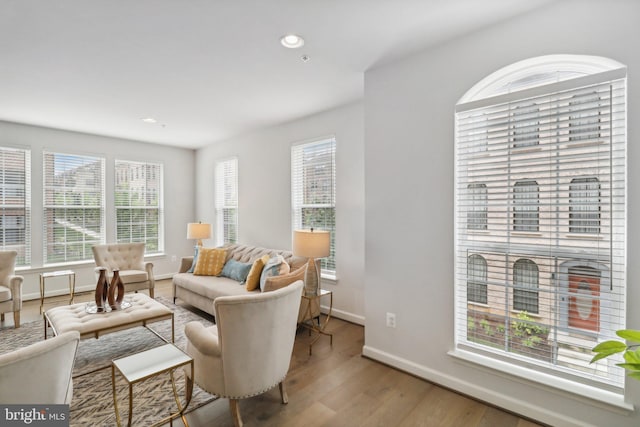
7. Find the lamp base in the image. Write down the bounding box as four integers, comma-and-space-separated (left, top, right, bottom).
304, 258, 320, 296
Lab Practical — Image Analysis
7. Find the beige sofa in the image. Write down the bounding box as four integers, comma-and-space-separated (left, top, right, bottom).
173, 243, 315, 321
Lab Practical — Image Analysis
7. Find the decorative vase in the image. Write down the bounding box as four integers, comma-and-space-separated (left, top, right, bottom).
108, 268, 125, 310
95, 267, 109, 312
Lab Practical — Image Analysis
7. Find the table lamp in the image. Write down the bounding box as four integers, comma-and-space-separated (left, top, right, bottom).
187, 222, 212, 247
293, 228, 330, 296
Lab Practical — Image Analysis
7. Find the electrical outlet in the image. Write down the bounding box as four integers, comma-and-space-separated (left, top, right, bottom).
386, 312, 396, 328
171, 255, 177, 262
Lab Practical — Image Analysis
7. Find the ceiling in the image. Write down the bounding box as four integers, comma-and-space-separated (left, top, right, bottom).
1, 0, 549, 149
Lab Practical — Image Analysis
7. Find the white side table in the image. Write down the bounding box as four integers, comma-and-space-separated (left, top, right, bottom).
39, 270, 76, 314
112, 344, 194, 427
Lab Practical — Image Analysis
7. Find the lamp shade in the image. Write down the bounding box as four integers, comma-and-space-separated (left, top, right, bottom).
187, 222, 212, 240
292, 229, 330, 258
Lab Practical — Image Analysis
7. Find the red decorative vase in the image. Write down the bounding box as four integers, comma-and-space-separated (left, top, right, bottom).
108, 269, 125, 310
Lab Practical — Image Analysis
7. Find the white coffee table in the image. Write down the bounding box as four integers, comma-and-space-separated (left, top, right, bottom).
111, 344, 194, 427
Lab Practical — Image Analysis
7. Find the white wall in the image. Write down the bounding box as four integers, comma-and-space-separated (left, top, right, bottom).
363, 1, 640, 426
195, 102, 365, 323
0, 120, 195, 300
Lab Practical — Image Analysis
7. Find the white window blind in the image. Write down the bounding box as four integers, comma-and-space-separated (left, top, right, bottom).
0, 147, 30, 267
455, 68, 627, 392
292, 137, 336, 275
215, 158, 238, 246
43, 152, 105, 264
115, 160, 164, 254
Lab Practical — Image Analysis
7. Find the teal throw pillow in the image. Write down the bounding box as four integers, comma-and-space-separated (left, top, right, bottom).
221, 259, 252, 283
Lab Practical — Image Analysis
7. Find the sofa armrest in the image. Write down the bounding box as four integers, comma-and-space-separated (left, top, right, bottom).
179, 257, 194, 274
144, 262, 155, 287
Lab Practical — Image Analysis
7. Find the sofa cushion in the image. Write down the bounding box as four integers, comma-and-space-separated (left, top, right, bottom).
118, 270, 148, 284
194, 248, 227, 276
259, 255, 290, 292
263, 265, 305, 292
220, 259, 252, 283
223, 243, 307, 271
245, 255, 270, 291
0, 285, 11, 302
174, 273, 254, 300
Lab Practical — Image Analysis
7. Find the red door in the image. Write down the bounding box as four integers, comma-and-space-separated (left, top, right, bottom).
568, 268, 600, 332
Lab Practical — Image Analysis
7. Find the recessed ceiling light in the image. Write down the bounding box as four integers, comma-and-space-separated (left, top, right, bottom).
280, 34, 304, 49
141, 117, 157, 123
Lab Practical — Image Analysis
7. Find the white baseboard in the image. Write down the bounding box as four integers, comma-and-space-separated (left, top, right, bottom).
361, 345, 589, 427
320, 305, 365, 325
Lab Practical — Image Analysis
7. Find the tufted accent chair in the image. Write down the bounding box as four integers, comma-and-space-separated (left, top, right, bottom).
91, 243, 155, 298
0, 250, 24, 328
184, 280, 303, 427
0, 330, 80, 404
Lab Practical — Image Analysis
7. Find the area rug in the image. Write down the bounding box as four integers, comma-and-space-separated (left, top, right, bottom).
0, 297, 218, 426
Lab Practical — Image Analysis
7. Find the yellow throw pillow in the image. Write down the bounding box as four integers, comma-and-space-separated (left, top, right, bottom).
245, 254, 270, 291
193, 248, 227, 276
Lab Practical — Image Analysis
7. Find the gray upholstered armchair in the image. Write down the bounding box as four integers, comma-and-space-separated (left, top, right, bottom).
92, 242, 155, 298
0, 250, 24, 328
0, 331, 80, 404
184, 280, 304, 427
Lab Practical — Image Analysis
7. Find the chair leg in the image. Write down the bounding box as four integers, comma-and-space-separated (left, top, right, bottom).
0, 313, 4, 322
13, 311, 19, 328
279, 381, 289, 404
229, 399, 243, 427
149, 288, 155, 299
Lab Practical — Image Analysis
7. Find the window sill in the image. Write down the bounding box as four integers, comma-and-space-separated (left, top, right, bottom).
511, 145, 542, 154
510, 231, 543, 237
449, 348, 634, 413
566, 233, 604, 240
321, 273, 338, 284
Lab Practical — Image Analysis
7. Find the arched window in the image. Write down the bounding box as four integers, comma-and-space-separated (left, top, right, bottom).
513, 180, 539, 232
569, 177, 600, 234
513, 259, 539, 313
454, 55, 626, 390
467, 184, 487, 230
467, 254, 487, 304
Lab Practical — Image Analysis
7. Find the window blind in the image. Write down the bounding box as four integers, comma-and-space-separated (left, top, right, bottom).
0, 147, 30, 267
215, 158, 238, 246
115, 160, 163, 254
291, 137, 336, 275
43, 152, 105, 264
455, 69, 626, 391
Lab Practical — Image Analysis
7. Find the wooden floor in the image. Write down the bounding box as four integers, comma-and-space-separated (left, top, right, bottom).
9, 279, 544, 427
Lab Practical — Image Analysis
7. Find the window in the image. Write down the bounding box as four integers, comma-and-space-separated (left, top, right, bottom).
511, 104, 539, 147
0, 147, 30, 266
513, 259, 539, 313
215, 158, 238, 246
513, 180, 539, 232
467, 184, 487, 230
43, 152, 105, 264
467, 255, 487, 304
292, 137, 336, 275
455, 56, 626, 391
569, 177, 600, 234
115, 160, 163, 254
